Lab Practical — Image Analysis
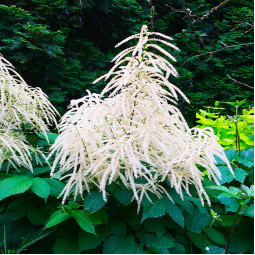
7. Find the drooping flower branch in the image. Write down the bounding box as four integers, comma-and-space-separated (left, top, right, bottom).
0, 55, 58, 170
50, 25, 233, 209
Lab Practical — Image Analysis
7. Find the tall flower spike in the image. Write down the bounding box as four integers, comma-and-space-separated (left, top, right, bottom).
0, 55, 59, 170
50, 25, 233, 209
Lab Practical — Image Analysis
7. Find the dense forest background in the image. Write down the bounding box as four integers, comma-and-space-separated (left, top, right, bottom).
0, 0, 253, 125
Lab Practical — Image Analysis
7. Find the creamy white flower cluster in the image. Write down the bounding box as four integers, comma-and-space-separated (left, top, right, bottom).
0, 55, 58, 171
50, 25, 233, 209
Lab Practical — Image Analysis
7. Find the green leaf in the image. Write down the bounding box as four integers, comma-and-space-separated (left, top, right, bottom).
166, 201, 184, 228
84, 191, 106, 213
234, 168, 248, 183
206, 246, 225, 254
103, 235, 143, 254
113, 186, 133, 206
32, 166, 51, 175
45, 210, 70, 228
79, 231, 102, 251
31, 177, 50, 201
237, 157, 254, 168
216, 166, 234, 184
0, 175, 32, 201
39, 132, 58, 144
245, 204, 254, 218
170, 242, 185, 254
224, 149, 239, 162
53, 236, 80, 254
89, 210, 108, 225
73, 210, 95, 235
185, 208, 211, 233
143, 219, 166, 238
217, 198, 239, 212
68, 201, 80, 209
207, 228, 226, 245
142, 199, 166, 222
45, 178, 65, 197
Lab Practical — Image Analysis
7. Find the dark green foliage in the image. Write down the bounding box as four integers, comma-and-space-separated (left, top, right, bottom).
0, 0, 253, 122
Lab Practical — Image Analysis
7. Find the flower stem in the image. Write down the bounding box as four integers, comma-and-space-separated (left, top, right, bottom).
202, 219, 215, 253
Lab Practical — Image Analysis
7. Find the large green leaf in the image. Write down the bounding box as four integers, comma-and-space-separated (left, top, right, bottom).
31, 177, 50, 201
141, 199, 166, 222
217, 197, 240, 212
84, 191, 106, 213
215, 166, 234, 184
73, 210, 95, 235
45, 210, 70, 228
45, 178, 65, 197
185, 208, 211, 233
165, 201, 184, 228
233, 168, 248, 183
103, 235, 143, 254
245, 204, 254, 218
0, 175, 32, 201
79, 231, 102, 251
207, 228, 226, 245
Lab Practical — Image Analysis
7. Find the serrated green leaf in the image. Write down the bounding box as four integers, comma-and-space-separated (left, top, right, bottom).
79, 231, 102, 251
186, 196, 207, 213
245, 204, 254, 218
216, 166, 234, 184
0, 175, 32, 201
103, 235, 143, 254
45, 178, 65, 197
237, 157, 254, 168
185, 208, 211, 233
240, 148, 254, 162
166, 201, 184, 228
234, 168, 248, 183
68, 201, 80, 209
113, 186, 133, 206
142, 199, 166, 222
45, 210, 70, 228
84, 191, 106, 213
207, 228, 226, 245
31, 177, 50, 201
217, 197, 239, 212
53, 236, 80, 254
32, 166, 51, 175
225, 149, 239, 162
73, 210, 95, 235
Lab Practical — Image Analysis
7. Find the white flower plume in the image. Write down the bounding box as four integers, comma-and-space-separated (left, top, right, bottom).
50, 25, 233, 208
0, 55, 58, 170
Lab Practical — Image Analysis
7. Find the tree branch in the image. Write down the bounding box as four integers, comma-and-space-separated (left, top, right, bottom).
183, 42, 254, 64
193, 0, 232, 23
227, 74, 253, 89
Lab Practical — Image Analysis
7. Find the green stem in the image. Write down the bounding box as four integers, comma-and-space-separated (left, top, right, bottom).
224, 204, 243, 254
202, 219, 215, 253
235, 122, 240, 157
3, 224, 7, 254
